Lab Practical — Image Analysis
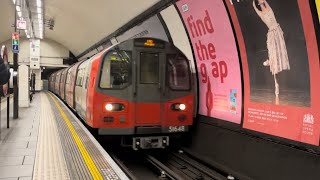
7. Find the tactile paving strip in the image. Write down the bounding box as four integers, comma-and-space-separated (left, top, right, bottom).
47, 93, 121, 180
33, 93, 70, 180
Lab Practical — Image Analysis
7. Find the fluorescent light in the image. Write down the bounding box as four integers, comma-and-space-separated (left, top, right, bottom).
27, 35, 30, 38
37, 7, 42, 14
12, 0, 16, 5
17, 11, 22, 17
38, 14, 42, 19
37, 0, 42, 7
16, 6, 21, 12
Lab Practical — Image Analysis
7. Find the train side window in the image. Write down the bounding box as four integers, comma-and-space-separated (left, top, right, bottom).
80, 69, 84, 87
76, 71, 79, 86
167, 54, 191, 90
76, 69, 83, 87
85, 76, 89, 89
100, 51, 132, 89
66, 72, 70, 84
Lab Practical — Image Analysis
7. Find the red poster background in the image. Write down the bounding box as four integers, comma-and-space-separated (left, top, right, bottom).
226, 0, 320, 145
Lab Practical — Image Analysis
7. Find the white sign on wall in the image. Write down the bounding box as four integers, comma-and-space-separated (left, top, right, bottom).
17, 20, 27, 30
30, 39, 40, 69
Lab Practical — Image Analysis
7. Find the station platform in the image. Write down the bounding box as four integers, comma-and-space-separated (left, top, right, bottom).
0, 92, 129, 180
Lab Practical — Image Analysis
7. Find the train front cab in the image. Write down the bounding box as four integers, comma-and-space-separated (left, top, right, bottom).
91, 38, 195, 149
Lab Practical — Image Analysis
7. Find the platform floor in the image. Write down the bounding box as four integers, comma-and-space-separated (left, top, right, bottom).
0, 92, 129, 180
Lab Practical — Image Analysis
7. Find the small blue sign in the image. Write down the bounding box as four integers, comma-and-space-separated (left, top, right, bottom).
12, 44, 19, 53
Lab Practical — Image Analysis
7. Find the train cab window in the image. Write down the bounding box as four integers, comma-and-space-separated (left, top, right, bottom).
140, 52, 159, 84
167, 54, 191, 90
100, 51, 132, 89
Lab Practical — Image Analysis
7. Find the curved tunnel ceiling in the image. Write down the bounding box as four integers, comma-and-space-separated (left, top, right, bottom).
44, 0, 160, 56
0, 0, 160, 56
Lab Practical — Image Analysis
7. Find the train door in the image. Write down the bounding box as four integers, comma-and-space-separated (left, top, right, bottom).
134, 51, 165, 125
79, 60, 91, 120
75, 65, 84, 115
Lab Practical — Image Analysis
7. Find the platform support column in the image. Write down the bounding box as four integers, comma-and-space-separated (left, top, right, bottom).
13, 3, 18, 119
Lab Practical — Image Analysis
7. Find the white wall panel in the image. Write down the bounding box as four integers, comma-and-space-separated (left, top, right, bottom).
160, 5, 195, 73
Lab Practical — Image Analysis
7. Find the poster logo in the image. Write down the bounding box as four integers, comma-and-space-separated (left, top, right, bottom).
182, 4, 189, 12
303, 114, 314, 124
230, 89, 237, 114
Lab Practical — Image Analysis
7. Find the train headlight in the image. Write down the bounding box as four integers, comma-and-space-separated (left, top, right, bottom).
105, 104, 113, 111
105, 103, 125, 112
179, 104, 186, 111
171, 103, 186, 111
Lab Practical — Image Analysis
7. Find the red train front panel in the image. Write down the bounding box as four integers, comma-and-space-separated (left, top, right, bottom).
90, 38, 195, 149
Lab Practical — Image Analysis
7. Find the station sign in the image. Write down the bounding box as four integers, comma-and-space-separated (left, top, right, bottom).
12, 32, 19, 53
30, 39, 40, 69
17, 20, 27, 30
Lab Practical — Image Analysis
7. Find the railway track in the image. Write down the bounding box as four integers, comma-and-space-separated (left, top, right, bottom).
145, 150, 235, 180
103, 141, 236, 180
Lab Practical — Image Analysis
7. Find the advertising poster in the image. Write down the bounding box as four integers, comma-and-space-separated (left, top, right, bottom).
176, 0, 242, 124
226, 0, 320, 145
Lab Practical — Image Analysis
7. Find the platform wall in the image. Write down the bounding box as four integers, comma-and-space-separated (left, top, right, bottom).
159, 0, 320, 179
2, 38, 69, 68
183, 116, 320, 180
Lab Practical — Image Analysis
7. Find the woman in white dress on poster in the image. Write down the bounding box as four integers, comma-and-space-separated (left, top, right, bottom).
253, 0, 290, 97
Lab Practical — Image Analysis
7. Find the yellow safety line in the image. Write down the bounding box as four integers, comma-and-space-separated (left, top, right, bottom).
48, 93, 103, 180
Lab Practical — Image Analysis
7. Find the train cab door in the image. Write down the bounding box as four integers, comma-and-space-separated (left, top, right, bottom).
134, 51, 165, 125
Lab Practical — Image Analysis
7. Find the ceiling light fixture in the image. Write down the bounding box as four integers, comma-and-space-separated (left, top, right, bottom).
36, 0, 42, 7
16, 5, 21, 12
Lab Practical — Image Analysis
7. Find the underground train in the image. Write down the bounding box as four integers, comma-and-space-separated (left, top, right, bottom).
49, 38, 195, 150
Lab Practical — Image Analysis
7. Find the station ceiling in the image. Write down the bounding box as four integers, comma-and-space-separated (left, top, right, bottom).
0, 0, 160, 56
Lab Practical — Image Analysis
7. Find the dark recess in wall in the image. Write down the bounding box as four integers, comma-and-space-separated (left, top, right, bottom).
41, 68, 63, 80
183, 117, 320, 180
